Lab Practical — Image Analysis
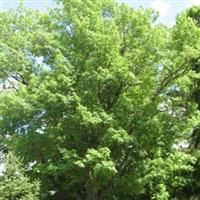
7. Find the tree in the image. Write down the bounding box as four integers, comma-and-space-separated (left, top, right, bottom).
179, 6, 200, 199
0, 152, 40, 200
0, 1, 200, 199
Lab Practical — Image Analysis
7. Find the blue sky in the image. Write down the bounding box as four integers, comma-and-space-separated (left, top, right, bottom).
0, 0, 200, 26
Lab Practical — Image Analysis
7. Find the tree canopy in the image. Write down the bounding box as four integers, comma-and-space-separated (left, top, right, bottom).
0, 1, 200, 199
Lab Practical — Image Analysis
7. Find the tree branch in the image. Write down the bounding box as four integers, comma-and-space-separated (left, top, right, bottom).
152, 64, 190, 101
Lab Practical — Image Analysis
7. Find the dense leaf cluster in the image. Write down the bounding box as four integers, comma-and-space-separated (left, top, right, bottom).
0, 1, 200, 199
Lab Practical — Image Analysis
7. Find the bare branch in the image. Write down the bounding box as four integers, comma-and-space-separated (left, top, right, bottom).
152, 63, 190, 101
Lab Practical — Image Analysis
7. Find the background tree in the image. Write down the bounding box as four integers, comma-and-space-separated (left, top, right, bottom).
0, 152, 40, 200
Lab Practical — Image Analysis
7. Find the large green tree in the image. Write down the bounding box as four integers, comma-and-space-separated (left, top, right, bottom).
0, 1, 200, 199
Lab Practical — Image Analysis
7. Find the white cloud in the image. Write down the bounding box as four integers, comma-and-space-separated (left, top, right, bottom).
151, 0, 171, 17
185, 0, 200, 9
190, 0, 200, 6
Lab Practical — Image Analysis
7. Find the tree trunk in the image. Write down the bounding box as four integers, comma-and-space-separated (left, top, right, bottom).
86, 183, 98, 200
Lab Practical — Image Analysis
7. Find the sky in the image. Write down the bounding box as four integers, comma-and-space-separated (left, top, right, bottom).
0, 0, 200, 26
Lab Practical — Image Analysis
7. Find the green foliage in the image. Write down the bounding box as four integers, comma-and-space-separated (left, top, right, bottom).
144, 151, 196, 199
0, 152, 40, 200
0, 1, 200, 200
